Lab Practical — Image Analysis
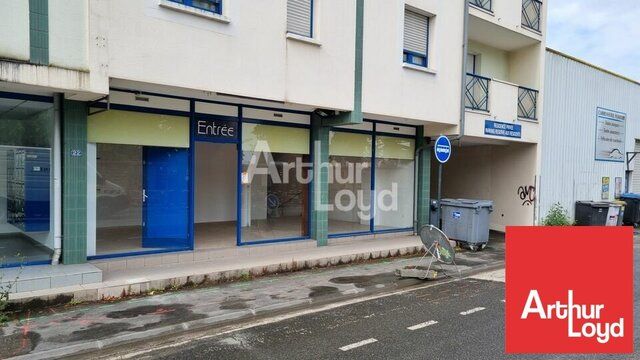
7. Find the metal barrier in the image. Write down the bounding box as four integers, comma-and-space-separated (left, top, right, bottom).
522, 0, 542, 32
465, 73, 491, 112
518, 86, 538, 120
469, 0, 492, 12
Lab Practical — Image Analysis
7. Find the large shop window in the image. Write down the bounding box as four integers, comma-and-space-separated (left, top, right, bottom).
0, 96, 54, 266
88, 110, 190, 257
241, 123, 310, 242
328, 131, 372, 234
374, 136, 415, 230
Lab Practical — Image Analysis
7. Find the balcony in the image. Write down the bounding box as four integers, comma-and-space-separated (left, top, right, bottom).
469, 0, 492, 13
521, 0, 542, 32
468, 0, 543, 47
466, 74, 538, 121
465, 73, 490, 112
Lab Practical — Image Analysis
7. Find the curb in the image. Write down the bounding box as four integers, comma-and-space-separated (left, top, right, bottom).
9, 245, 425, 309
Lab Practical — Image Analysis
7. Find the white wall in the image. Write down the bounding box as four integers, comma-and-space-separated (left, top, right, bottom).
508, 43, 542, 89
49, 0, 89, 71
539, 51, 640, 220
0, 0, 29, 61
98, 0, 355, 111
468, 40, 509, 80
374, 160, 414, 228
195, 142, 237, 223
438, 143, 537, 231
362, 0, 463, 125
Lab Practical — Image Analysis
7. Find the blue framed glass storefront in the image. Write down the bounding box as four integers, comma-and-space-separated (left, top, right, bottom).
87, 88, 417, 260
327, 122, 417, 238
0, 91, 56, 268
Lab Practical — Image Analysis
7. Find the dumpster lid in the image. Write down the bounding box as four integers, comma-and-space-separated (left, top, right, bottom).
576, 201, 611, 208
440, 198, 493, 209
621, 193, 640, 199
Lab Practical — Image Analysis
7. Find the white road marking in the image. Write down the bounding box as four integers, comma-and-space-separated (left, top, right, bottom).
469, 269, 505, 283
407, 320, 438, 331
460, 307, 486, 315
339, 338, 378, 351
501, 299, 506, 303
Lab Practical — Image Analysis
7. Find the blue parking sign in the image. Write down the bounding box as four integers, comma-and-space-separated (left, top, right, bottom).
434, 136, 451, 164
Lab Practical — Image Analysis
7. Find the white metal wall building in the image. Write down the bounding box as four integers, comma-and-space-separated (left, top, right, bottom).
539, 49, 640, 221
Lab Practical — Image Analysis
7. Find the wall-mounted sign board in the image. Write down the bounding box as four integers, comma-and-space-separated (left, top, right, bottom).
194, 116, 239, 143
595, 107, 626, 162
484, 120, 522, 139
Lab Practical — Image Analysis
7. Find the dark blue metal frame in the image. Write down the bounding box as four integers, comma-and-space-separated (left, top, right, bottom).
87, 103, 194, 261
403, 50, 428, 67
236, 113, 313, 246
327, 121, 418, 238
0, 259, 52, 269
310, 0, 314, 38
0, 91, 54, 103
0, 92, 54, 267
168, 0, 222, 15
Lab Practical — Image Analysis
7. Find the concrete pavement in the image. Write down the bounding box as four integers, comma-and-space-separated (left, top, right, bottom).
0, 238, 504, 359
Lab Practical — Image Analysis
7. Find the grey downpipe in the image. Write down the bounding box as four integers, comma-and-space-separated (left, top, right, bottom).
453, 0, 469, 142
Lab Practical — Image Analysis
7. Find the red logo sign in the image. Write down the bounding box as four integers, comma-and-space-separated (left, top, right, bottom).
506, 226, 634, 354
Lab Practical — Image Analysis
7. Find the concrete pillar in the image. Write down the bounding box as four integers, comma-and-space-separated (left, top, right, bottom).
415, 126, 431, 231
62, 100, 88, 264
311, 114, 330, 246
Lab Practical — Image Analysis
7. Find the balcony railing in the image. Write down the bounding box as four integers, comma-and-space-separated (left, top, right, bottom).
522, 0, 542, 32
518, 86, 538, 120
465, 73, 490, 112
469, 0, 492, 12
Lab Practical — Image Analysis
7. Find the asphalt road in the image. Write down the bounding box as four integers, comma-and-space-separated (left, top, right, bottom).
143, 278, 507, 360
89, 238, 639, 360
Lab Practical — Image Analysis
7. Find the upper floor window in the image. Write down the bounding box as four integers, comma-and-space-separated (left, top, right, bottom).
169, 0, 222, 15
287, 0, 313, 38
467, 53, 480, 75
403, 9, 429, 67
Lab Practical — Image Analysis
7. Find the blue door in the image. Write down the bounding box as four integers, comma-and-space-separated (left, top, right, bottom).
142, 147, 189, 249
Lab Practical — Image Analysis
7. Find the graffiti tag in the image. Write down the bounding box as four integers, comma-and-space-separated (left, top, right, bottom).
518, 185, 536, 206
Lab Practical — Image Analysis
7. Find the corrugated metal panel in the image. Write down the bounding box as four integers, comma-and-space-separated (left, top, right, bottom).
539, 51, 640, 221
403, 9, 428, 55
633, 141, 640, 192
287, 0, 312, 37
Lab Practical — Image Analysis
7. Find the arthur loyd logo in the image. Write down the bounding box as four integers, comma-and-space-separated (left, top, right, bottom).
506, 227, 634, 354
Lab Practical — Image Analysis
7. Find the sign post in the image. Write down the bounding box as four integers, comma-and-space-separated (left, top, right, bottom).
434, 136, 452, 228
